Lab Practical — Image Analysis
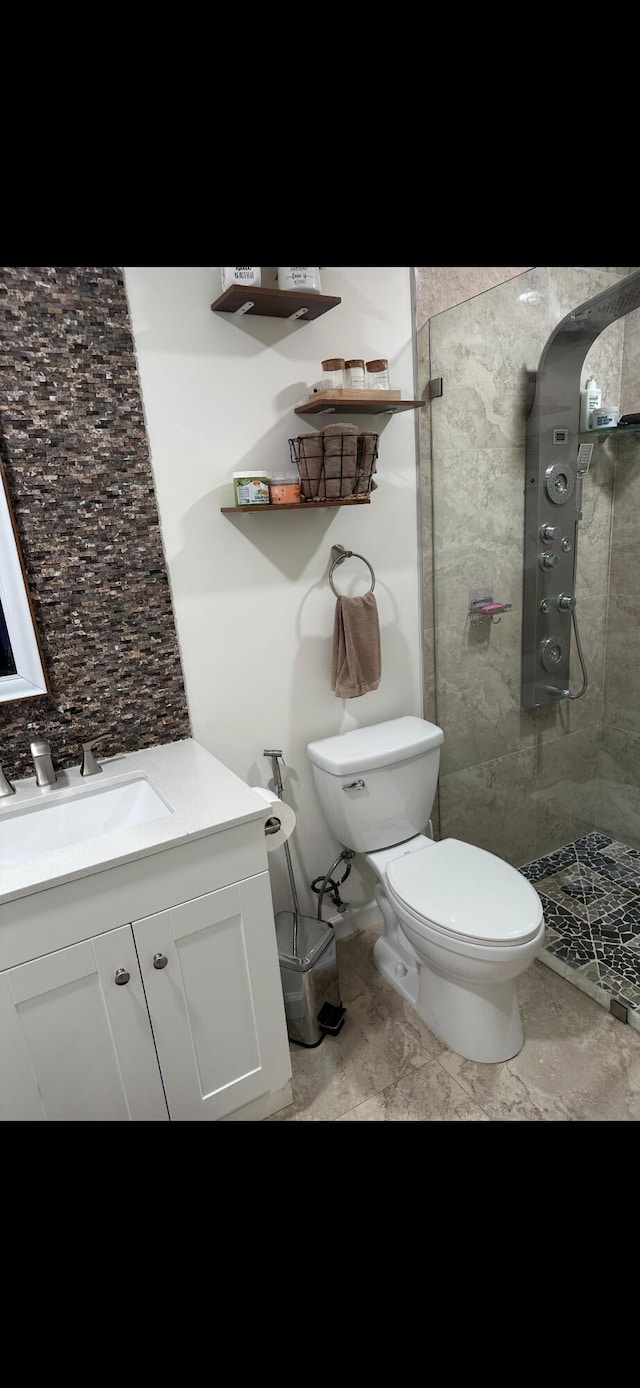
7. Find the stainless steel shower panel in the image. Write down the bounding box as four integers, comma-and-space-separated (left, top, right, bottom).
522, 269, 640, 708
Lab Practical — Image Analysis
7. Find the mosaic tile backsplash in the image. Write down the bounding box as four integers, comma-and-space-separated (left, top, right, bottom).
0, 266, 190, 780
521, 832, 640, 1034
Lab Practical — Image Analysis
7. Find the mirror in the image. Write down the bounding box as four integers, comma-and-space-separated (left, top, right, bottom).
0, 462, 49, 702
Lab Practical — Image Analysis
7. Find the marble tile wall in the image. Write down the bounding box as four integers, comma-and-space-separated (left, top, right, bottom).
0, 267, 190, 780
415, 266, 635, 866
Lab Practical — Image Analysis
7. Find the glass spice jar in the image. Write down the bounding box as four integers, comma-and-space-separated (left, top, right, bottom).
322, 358, 345, 390
365, 358, 391, 390
269, 477, 301, 505
345, 358, 366, 389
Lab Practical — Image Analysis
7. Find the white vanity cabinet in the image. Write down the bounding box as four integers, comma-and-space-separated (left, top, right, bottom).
0, 925, 169, 1122
0, 740, 293, 1123
133, 871, 291, 1121
0, 869, 289, 1122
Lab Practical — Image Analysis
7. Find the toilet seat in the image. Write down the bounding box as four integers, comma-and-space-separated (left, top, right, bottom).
385, 838, 543, 947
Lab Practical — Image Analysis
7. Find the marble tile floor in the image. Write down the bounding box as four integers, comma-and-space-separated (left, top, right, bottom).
267, 909, 640, 1122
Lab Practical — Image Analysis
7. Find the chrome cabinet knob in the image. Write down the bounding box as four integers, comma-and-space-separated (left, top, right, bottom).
115, 968, 131, 986
153, 953, 168, 970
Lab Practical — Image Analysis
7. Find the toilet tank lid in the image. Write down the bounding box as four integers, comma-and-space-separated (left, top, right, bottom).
307, 716, 444, 775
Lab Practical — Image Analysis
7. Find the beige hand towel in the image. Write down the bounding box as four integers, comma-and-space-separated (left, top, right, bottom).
331, 592, 382, 698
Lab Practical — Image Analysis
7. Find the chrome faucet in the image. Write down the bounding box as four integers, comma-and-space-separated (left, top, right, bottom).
80, 731, 113, 776
0, 765, 15, 797
30, 738, 57, 787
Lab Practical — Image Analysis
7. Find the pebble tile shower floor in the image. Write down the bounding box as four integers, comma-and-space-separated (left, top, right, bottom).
520, 831, 640, 1033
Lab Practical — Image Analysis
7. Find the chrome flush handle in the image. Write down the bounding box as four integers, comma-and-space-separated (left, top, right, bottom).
342, 780, 366, 791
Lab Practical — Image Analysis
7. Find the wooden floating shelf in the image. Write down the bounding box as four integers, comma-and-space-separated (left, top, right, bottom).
221, 498, 371, 513
308, 388, 402, 402
211, 286, 342, 322
295, 393, 425, 416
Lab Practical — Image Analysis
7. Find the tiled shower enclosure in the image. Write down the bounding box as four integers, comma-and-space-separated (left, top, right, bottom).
415, 266, 640, 1025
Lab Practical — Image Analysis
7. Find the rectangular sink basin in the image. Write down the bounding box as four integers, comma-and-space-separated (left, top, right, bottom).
0, 776, 173, 865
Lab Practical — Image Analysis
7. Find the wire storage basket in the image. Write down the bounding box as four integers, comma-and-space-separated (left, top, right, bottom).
289, 425, 379, 501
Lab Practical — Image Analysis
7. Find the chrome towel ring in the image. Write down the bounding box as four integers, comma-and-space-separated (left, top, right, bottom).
329, 544, 376, 597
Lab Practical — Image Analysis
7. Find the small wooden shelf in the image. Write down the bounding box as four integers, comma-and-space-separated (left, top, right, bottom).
295, 393, 424, 416
211, 286, 342, 322
221, 498, 371, 514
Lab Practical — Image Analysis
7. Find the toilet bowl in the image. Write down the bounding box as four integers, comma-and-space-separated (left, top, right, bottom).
307, 716, 545, 1064
366, 836, 544, 1062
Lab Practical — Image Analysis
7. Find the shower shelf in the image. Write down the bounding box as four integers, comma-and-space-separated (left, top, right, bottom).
578, 424, 640, 440
468, 599, 512, 624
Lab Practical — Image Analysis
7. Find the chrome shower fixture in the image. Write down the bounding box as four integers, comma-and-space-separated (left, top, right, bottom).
522, 269, 640, 709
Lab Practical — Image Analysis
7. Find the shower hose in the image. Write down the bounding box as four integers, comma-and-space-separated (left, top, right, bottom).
568, 599, 588, 699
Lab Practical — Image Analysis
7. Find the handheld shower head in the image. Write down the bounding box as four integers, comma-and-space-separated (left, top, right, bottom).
263, 748, 285, 797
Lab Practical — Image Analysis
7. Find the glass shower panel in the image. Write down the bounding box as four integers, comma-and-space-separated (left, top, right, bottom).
427, 267, 640, 868
601, 299, 640, 849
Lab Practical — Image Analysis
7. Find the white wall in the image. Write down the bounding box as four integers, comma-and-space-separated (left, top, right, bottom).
123, 267, 423, 918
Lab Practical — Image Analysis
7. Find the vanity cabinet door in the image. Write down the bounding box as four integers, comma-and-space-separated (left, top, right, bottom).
134, 872, 291, 1121
0, 926, 169, 1122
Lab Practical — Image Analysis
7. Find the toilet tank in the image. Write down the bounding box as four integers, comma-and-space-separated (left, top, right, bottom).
307, 716, 444, 853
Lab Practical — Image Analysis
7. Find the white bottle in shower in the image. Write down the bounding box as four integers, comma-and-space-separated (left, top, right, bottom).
580, 375, 601, 431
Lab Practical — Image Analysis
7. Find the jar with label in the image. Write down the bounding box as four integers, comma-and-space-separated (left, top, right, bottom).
269, 477, 301, 505
222, 268, 261, 290
233, 471, 270, 506
322, 358, 345, 390
278, 267, 322, 293
366, 358, 390, 390
345, 359, 366, 389
591, 404, 619, 430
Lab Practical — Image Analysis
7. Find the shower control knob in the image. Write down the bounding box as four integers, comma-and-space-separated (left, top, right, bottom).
561, 538, 572, 552
557, 594, 575, 610
539, 551, 559, 570
539, 524, 557, 541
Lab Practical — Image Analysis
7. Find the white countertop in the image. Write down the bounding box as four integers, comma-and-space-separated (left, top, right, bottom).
0, 738, 269, 907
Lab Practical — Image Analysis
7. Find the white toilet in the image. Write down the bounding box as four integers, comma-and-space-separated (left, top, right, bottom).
307, 716, 545, 1063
